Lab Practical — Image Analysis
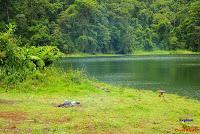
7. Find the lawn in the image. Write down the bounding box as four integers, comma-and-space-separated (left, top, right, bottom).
0, 69, 200, 133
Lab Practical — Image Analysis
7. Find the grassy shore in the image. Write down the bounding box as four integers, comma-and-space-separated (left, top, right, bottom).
64, 50, 200, 57
0, 69, 200, 133
133, 50, 200, 56
64, 53, 123, 58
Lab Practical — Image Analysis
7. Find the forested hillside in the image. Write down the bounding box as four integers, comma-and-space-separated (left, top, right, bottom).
0, 0, 200, 54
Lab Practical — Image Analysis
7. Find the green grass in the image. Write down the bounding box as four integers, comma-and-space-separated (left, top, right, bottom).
64, 50, 200, 58
0, 69, 200, 133
133, 49, 200, 56
64, 53, 123, 58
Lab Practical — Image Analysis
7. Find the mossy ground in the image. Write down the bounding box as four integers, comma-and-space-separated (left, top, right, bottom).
0, 69, 200, 133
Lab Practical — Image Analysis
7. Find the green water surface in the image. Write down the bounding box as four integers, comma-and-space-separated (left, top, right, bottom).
58, 55, 200, 99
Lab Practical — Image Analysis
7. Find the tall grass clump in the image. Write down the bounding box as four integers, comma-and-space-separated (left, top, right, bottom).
2, 67, 90, 94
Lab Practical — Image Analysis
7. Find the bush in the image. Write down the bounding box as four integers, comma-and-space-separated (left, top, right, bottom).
29, 46, 61, 66
0, 24, 61, 85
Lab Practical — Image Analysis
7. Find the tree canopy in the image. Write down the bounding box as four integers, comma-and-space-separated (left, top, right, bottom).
0, 0, 199, 54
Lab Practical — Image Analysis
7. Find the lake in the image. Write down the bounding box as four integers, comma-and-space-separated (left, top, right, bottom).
57, 55, 200, 99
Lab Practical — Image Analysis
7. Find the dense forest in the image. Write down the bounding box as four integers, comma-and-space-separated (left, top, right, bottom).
0, 0, 200, 54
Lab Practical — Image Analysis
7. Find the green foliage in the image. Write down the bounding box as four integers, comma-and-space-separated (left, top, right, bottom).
29, 46, 61, 66
0, 24, 24, 67
0, 0, 199, 54
179, 1, 200, 51
0, 0, 199, 85
29, 23, 52, 46
76, 35, 97, 53
0, 24, 61, 84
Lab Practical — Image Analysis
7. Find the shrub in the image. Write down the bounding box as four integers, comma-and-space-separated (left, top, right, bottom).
29, 46, 61, 66
0, 24, 61, 85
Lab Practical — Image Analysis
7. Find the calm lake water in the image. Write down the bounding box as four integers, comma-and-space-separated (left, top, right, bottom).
57, 55, 200, 99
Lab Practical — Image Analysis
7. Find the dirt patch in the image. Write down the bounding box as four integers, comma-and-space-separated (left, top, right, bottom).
0, 99, 17, 105
0, 112, 27, 122
3, 122, 17, 129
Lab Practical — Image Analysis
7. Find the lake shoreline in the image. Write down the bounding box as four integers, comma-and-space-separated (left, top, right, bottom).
64, 50, 200, 58
58, 54, 200, 100
0, 68, 200, 133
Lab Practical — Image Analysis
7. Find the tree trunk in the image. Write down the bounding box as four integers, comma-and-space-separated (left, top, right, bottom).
5, 1, 9, 22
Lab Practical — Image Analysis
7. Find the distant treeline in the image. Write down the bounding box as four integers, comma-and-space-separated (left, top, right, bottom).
0, 0, 199, 54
